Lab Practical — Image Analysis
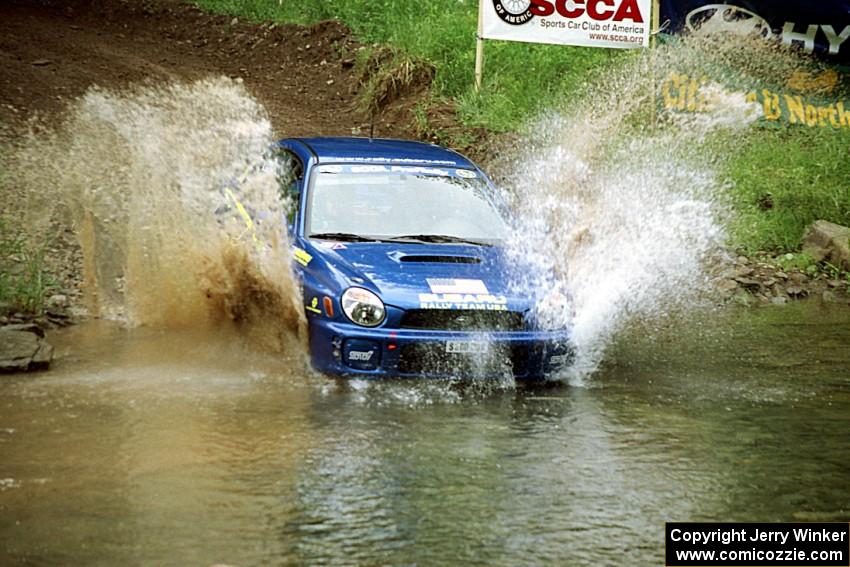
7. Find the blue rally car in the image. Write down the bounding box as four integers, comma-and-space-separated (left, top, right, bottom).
277, 137, 573, 379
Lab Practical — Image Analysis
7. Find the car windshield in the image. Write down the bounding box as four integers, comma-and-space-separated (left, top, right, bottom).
306, 165, 509, 245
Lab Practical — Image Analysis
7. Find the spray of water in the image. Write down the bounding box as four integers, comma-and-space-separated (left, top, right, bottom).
2, 78, 306, 352
503, 34, 819, 382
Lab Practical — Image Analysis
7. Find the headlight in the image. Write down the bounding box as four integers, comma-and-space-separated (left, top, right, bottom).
341, 287, 386, 327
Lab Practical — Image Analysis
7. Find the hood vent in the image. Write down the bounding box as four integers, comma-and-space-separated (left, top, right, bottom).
398, 255, 481, 264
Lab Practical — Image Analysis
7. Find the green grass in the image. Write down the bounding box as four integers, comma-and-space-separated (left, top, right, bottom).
0, 220, 55, 315
193, 0, 623, 131
722, 124, 850, 253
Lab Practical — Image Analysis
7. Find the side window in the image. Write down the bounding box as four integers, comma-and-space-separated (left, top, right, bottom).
276, 149, 304, 225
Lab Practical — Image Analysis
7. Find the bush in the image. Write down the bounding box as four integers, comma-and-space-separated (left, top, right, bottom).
0, 220, 55, 315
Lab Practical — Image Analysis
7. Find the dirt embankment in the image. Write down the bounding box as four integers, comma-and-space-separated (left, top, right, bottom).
0, 0, 424, 137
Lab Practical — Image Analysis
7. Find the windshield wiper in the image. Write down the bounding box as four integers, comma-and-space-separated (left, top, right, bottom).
385, 234, 493, 246
309, 232, 382, 243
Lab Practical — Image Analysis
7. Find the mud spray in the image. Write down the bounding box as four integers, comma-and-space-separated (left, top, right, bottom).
2, 78, 306, 354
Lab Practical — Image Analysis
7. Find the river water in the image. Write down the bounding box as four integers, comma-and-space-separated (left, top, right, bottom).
1, 300, 848, 566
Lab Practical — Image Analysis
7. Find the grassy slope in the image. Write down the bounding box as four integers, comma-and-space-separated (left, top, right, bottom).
195, 0, 849, 254
727, 125, 850, 252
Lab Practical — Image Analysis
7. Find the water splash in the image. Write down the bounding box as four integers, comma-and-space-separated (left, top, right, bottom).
503, 35, 819, 383
2, 78, 306, 352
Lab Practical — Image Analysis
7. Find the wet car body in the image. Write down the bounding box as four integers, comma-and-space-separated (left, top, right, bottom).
279, 137, 573, 379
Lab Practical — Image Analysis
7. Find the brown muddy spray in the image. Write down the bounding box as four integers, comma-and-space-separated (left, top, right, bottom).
2, 78, 306, 354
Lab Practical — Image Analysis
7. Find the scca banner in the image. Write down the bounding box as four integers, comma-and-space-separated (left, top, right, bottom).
480, 0, 652, 49
660, 1, 850, 62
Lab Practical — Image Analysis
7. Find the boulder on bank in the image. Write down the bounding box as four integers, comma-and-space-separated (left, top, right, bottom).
802, 220, 850, 270
0, 324, 54, 373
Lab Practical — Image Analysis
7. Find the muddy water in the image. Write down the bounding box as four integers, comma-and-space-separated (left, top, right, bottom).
1, 301, 848, 566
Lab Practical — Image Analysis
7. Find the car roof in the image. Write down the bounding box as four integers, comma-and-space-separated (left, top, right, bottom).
292, 137, 475, 168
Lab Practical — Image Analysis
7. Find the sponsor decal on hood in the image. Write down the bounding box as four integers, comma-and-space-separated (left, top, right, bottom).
420, 278, 508, 311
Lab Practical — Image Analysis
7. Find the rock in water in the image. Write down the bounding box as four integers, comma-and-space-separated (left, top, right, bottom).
0, 324, 54, 372
802, 220, 850, 270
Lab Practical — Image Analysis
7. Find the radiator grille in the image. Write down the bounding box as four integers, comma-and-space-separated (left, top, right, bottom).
400, 309, 524, 332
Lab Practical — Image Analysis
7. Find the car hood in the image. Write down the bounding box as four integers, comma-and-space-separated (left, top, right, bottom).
308, 241, 533, 312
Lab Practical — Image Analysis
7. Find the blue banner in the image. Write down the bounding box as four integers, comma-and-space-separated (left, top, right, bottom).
659, 1, 850, 62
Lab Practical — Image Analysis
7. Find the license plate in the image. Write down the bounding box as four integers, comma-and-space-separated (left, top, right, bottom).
445, 341, 489, 354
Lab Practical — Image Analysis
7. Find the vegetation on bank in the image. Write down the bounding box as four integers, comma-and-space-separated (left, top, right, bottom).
194, 0, 849, 257
0, 219, 55, 316
725, 124, 850, 252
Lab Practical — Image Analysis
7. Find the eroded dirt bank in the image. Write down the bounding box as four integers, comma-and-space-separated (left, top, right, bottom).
0, 0, 418, 137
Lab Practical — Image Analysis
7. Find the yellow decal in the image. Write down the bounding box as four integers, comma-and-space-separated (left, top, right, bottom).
223, 186, 262, 251
293, 247, 313, 267
224, 187, 255, 230
305, 297, 322, 314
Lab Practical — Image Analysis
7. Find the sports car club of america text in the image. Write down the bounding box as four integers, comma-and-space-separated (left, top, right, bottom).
488, 0, 650, 48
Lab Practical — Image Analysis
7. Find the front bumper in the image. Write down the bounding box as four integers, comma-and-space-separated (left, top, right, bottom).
308, 318, 574, 379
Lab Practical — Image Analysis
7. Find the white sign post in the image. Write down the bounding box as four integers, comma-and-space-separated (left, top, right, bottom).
476, 0, 655, 90
476, 0, 487, 91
